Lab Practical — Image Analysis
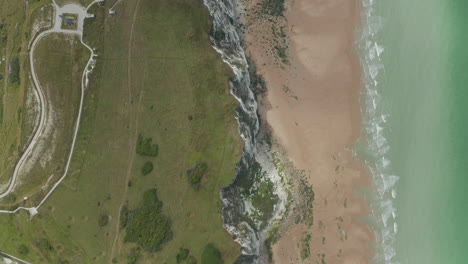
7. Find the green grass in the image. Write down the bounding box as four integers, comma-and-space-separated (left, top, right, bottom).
0, 0, 242, 263
55, 0, 94, 7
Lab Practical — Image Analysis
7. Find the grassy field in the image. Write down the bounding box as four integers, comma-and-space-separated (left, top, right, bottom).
55, 0, 94, 7
0, 0, 243, 263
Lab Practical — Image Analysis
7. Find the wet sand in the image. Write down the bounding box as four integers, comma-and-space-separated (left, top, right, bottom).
244, 0, 374, 263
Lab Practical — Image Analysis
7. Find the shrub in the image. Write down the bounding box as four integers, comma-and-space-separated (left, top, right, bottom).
136, 135, 158, 157
120, 204, 129, 229
141, 161, 153, 175
127, 247, 140, 264
187, 162, 208, 188
187, 255, 197, 264
98, 214, 109, 227
9, 57, 20, 84
18, 244, 29, 255
176, 248, 190, 263
124, 189, 172, 252
36, 238, 54, 252
201, 244, 223, 264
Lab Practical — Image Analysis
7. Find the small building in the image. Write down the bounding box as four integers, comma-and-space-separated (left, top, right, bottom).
109, 9, 116, 16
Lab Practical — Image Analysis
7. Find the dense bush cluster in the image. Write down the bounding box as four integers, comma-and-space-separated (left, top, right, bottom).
187, 162, 208, 188
176, 247, 198, 264
120, 204, 129, 229
141, 161, 154, 175
177, 248, 190, 263
127, 247, 140, 264
9, 57, 20, 84
124, 189, 172, 252
201, 244, 223, 264
18, 244, 29, 255
36, 238, 54, 252
136, 135, 159, 157
98, 214, 109, 227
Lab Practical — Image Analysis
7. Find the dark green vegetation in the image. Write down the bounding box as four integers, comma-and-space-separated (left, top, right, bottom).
141, 161, 153, 175
18, 244, 29, 255
119, 204, 129, 229
201, 244, 223, 264
263, 225, 279, 262
187, 255, 197, 264
295, 178, 315, 227
187, 162, 207, 188
237, 161, 279, 230
257, 0, 286, 17
176, 248, 189, 263
249, 0, 289, 66
0, 0, 242, 263
126, 247, 140, 264
136, 135, 159, 157
247, 57, 267, 96
36, 238, 54, 253
124, 189, 172, 252
8, 56, 20, 84
301, 232, 312, 260
98, 214, 110, 227
176, 247, 198, 264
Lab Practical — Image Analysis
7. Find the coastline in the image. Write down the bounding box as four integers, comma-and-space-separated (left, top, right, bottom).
244, 0, 375, 262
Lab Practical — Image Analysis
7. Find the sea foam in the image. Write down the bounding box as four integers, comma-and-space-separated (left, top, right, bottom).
359, 0, 399, 263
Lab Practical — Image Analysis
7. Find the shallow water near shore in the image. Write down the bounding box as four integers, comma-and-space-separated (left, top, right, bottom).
360, 0, 468, 263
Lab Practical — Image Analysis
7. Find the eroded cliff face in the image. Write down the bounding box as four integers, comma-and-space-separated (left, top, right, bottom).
202, 0, 290, 262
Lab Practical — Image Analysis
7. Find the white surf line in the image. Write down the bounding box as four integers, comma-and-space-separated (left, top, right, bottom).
0, 0, 102, 216
0, 250, 33, 264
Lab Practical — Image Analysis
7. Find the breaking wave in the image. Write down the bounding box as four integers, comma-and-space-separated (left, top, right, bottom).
359, 0, 399, 263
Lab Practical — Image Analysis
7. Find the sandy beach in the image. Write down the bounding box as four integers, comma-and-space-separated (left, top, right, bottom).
244, 0, 374, 263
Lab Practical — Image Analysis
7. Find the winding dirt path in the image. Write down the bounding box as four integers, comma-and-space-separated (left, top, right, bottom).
108, 0, 142, 260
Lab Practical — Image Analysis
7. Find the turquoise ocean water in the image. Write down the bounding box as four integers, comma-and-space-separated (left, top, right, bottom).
359, 0, 468, 263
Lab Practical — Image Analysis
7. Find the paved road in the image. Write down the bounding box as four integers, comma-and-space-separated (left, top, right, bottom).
0, 250, 32, 264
